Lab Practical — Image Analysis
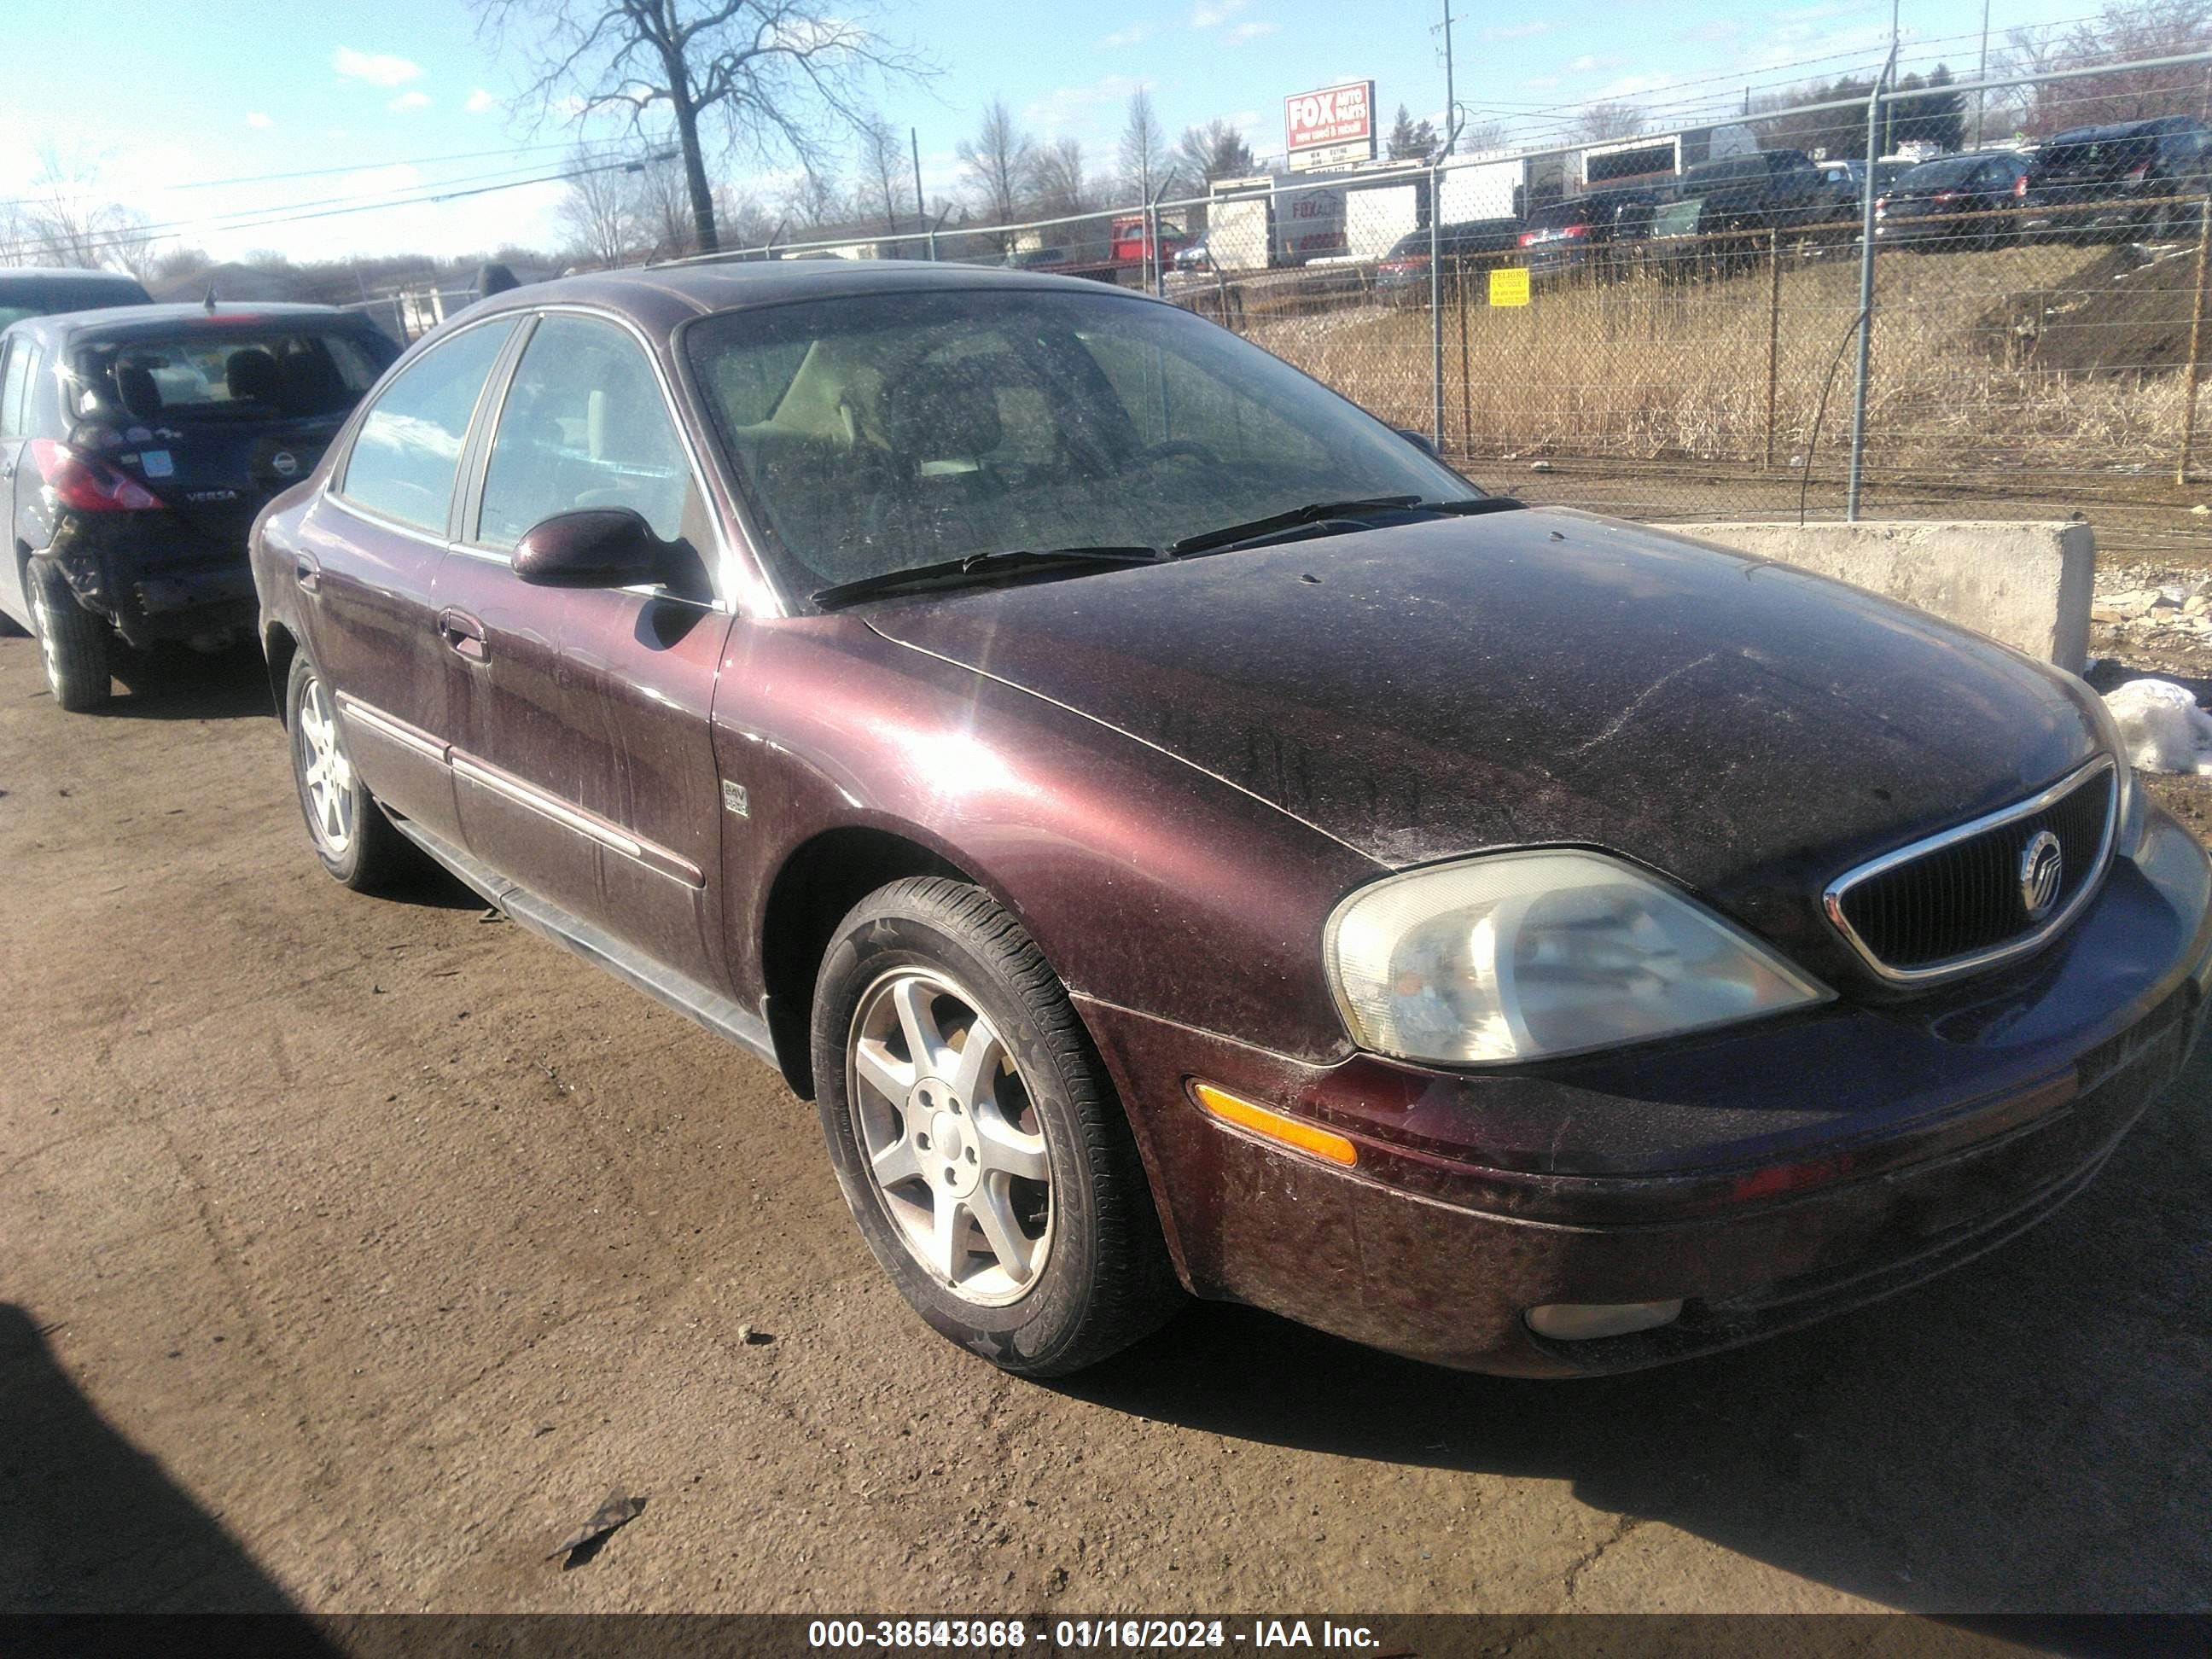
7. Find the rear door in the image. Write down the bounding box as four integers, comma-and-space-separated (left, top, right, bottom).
441, 309, 735, 991
303, 315, 521, 844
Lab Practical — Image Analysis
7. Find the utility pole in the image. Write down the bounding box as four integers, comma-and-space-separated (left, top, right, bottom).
910, 128, 926, 236
1973, 0, 1991, 147
1437, 2, 1458, 155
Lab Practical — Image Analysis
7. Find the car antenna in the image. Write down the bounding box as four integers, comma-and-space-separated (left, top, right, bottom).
203, 283, 218, 314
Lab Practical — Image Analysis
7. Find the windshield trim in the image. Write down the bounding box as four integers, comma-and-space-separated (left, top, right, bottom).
674, 284, 1482, 617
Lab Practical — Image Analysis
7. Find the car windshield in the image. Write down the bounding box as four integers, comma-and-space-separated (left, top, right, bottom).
1653, 197, 1707, 234
686, 288, 1475, 596
69, 325, 394, 422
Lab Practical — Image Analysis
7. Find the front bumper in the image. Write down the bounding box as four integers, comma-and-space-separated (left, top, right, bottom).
1080, 806, 2212, 1377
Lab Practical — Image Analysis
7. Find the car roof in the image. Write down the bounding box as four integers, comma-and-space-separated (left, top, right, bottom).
0, 266, 149, 288
2047, 118, 2196, 143
3, 300, 374, 347
447, 259, 1173, 340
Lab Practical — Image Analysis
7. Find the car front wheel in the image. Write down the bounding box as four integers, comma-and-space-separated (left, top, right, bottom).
812, 876, 1182, 1377
25, 557, 110, 713
285, 651, 410, 891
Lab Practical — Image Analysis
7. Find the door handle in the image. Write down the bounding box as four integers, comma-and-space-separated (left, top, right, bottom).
294, 553, 320, 593
437, 608, 488, 662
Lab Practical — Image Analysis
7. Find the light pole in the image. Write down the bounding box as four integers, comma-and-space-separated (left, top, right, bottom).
1974, 0, 1991, 147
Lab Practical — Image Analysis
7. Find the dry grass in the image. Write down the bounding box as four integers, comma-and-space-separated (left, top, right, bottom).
1242, 241, 2204, 483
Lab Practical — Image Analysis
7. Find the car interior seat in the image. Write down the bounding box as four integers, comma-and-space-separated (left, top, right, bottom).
114, 364, 163, 420
226, 348, 283, 406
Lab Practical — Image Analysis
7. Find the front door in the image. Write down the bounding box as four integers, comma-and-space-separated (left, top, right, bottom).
445, 310, 734, 992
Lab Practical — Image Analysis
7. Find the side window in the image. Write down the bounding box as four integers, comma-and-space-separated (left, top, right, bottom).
0, 341, 36, 439
339, 319, 515, 535
476, 314, 702, 553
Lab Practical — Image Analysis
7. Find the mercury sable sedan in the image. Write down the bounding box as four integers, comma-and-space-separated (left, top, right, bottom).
249, 262, 2212, 1378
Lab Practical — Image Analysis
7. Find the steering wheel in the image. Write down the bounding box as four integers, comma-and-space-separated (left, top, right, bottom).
1131, 439, 1223, 470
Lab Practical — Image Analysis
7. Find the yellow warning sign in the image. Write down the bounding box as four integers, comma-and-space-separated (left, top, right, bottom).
1488, 267, 1531, 307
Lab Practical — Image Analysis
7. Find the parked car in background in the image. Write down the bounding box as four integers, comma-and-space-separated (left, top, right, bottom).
1375, 218, 1523, 302
0, 267, 152, 330
1876, 151, 2035, 249
1645, 195, 1756, 281
1518, 190, 1666, 282
1674, 147, 1830, 236
253, 261, 2210, 1382
0, 302, 399, 709
2023, 115, 2212, 241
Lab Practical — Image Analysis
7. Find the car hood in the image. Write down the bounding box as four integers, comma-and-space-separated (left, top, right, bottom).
862, 509, 2105, 973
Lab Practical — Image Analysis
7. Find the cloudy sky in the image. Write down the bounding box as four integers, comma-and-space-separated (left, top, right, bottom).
0, 0, 2097, 266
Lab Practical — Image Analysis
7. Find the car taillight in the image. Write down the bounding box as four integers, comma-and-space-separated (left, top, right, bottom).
1516, 230, 1537, 247
1560, 224, 1591, 239
1931, 190, 1959, 205
2013, 172, 2029, 200
1874, 195, 1889, 212
2126, 161, 2150, 183
29, 439, 164, 511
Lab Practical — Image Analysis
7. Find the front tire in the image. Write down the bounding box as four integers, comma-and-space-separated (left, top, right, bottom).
26, 557, 110, 713
285, 651, 410, 891
812, 877, 1182, 1377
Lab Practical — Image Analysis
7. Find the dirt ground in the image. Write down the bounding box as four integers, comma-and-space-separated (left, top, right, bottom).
3, 635, 2209, 1620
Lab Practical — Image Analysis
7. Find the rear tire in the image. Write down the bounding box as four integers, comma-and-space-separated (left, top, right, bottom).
284, 651, 411, 892
812, 876, 1183, 1377
26, 556, 111, 713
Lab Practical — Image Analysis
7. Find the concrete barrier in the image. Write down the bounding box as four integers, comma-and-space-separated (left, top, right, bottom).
1668, 520, 2094, 675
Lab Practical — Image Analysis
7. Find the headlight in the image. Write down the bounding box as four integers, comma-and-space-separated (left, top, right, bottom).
1324, 850, 1832, 1066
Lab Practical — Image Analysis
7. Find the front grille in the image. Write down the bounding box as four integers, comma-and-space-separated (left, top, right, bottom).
1827, 760, 2116, 981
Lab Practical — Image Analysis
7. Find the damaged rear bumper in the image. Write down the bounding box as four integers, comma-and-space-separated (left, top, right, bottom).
48, 518, 256, 647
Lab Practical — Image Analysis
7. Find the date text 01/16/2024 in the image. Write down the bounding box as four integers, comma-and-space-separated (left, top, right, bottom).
805, 1620, 1385, 1650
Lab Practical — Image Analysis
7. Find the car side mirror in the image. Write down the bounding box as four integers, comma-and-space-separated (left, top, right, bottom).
1394, 427, 1441, 458
512, 509, 667, 589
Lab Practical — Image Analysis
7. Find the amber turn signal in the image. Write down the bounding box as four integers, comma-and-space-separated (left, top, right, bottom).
1190, 1081, 1358, 1167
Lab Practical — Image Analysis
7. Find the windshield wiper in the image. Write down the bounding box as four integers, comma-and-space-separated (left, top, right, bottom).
811, 545, 1164, 608
1167, 495, 1523, 559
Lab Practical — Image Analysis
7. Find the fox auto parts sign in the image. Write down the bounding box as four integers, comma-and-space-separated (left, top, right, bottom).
1285, 80, 1376, 172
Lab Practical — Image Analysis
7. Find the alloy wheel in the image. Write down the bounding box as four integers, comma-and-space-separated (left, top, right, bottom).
29, 585, 60, 692
846, 967, 1052, 1306
294, 673, 355, 854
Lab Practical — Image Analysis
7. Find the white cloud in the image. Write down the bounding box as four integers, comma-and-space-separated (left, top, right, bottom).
334, 48, 422, 89
1484, 21, 1562, 42
247, 112, 273, 129
1192, 0, 1248, 28
388, 91, 432, 113
464, 88, 501, 114
1566, 55, 1617, 73
1023, 73, 1139, 133
1231, 20, 1276, 41
1099, 26, 1147, 48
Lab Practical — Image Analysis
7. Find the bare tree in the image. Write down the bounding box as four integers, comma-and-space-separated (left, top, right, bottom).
783, 167, 847, 230
472, 0, 929, 255
1178, 119, 1255, 188
857, 113, 909, 232
1032, 138, 1091, 217
630, 150, 700, 258
1456, 119, 1509, 154
958, 99, 1038, 229
560, 147, 639, 267
1118, 85, 1177, 201
1572, 102, 1646, 142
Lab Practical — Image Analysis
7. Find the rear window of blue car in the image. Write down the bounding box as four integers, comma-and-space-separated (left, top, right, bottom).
70, 326, 395, 422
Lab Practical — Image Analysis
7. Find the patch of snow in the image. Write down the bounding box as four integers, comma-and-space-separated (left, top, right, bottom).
2103, 678, 2212, 773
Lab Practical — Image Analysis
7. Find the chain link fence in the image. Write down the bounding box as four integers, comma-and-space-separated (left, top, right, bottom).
678, 54, 2212, 562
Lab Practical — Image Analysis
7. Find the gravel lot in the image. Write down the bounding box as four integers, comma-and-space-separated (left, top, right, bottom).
2, 636, 2209, 1617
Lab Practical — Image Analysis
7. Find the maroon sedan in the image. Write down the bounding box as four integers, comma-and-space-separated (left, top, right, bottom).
249, 262, 2212, 1378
